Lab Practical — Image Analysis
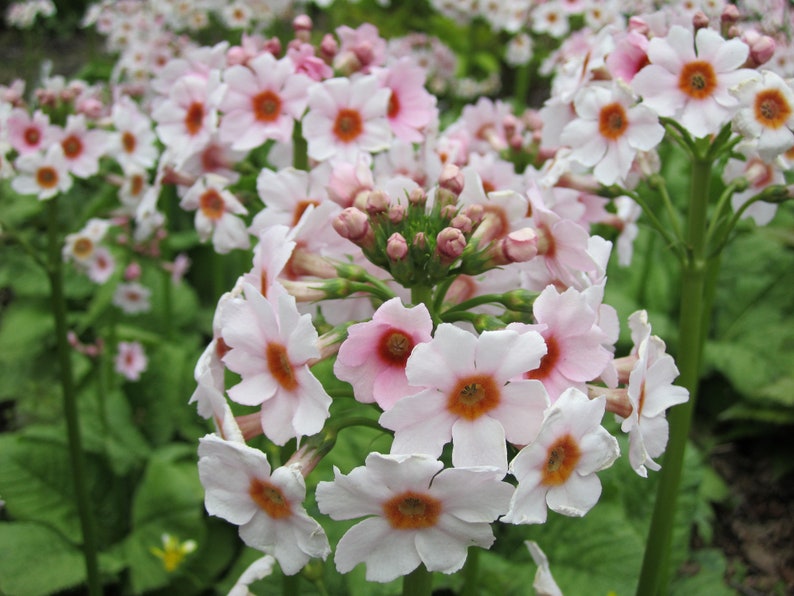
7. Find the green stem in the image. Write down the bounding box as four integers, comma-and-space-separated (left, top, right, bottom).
46, 198, 102, 596
513, 63, 531, 109
460, 547, 480, 596
283, 572, 299, 596
635, 156, 712, 596
293, 121, 309, 171
402, 564, 432, 596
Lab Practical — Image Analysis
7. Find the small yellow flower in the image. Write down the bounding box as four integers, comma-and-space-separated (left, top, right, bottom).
149, 533, 197, 572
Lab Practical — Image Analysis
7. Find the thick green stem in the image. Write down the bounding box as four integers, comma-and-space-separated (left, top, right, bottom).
460, 547, 480, 596
283, 572, 299, 596
46, 199, 102, 596
402, 564, 432, 596
293, 121, 309, 171
635, 156, 712, 596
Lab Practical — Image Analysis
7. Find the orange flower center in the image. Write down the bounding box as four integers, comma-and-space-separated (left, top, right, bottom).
73, 237, 94, 258
598, 102, 628, 140
541, 433, 581, 486
199, 189, 225, 220
252, 90, 282, 122
447, 374, 500, 420
24, 127, 40, 146
383, 491, 441, 529
185, 102, 205, 135
387, 91, 400, 119
333, 108, 363, 143
754, 89, 792, 129
291, 199, 320, 227
61, 135, 83, 159
378, 329, 414, 365
130, 174, 145, 197
249, 478, 292, 519
677, 60, 717, 100
121, 131, 137, 154
36, 166, 59, 189
527, 335, 559, 382
266, 342, 298, 391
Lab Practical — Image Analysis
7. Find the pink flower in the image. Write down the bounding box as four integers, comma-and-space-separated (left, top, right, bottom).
632, 25, 752, 138
380, 324, 549, 471
622, 333, 688, 477
6, 108, 57, 155
560, 82, 664, 185
219, 52, 313, 151
606, 30, 651, 84
12, 143, 73, 200
114, 341, 148, 381
152, 73, 220, 157
55, 114, 109, 178
302, 75, 392, 162
198, 434, 330, 575
287, 42, 333, 81
242, 225, 296, 301
502, 388, 619, 524
112, 281, 151, 314
179, 174, 250, 254
519, 285, 613, 401
316, 452, 513, 582
110, 95, 159, 170
334, 23, 387, 74
250, 167, 328, 236
335, 298, 433, 411
220, 283, 332, 445
376, 57, 437, 142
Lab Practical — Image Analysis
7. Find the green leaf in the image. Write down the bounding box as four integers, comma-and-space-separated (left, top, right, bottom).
0, 522, 87, 596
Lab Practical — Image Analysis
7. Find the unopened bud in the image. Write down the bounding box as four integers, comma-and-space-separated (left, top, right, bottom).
460, 204, 484, 226
333, 207, 370, 242
438, 163, 464, 196
450, 213, 472, 233
320, 33, 338, 61
292, 14, 312, 33
413, 232, 427, 250
436, 227, 467, 263
440, 204, 458, 219
500, 289, 538, 313
124, 261, 142, 281
365, 189, 390, 215
627, 16, 650, 35
408, 187, 427, 207
721, 4, 740, 27
748, 35, 776, 67
692, 11, 709, 31
502, 228, 538, 263
386, 233, 408, 261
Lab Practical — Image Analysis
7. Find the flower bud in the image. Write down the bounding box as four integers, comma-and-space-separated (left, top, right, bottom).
320, 33, 338, 61
460, 204, 484, 226
413, 232, 427, 250
692, 11, 709, 31
386, 233, 408, 261
333, 207, 370, 242
450, 213, 473, 233
408, 187, 427, 207
436, 227, 466, 264
502, 227, 538, 263
438, 163, 464, 196
747, 34, 776, 68
292, 14, 312, 33
365, 189, 390, 215
124, 261, 142, 281
388, 203, 405, 224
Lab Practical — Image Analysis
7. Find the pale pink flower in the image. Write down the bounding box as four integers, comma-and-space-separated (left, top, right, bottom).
228, 556, 276, 596
55, 114, 109, 178
376, 57, 437, 143
723, 154, 782, 226
110, 95, 159, 170
326, 153, 374, 208
179, 174, 250, 254
622, 334, 689, 477
316, 452, 513, 582
152, 72, 220, 156
459, 97, 511, 153
560, 82, 664, 186
731, 69, 794, 162
302, 75, 392, 162
334, 297, 433, 410
502, 388, 619, 524
12, 143, 72, 200
219, 52, 313, 151
287, 42, 333, 81
526, 541, 564, 596
380, 324, 549, 471
198, 434, 330, 575
242, 225, 296, 300
632, 25, 752, 138
112, 281, 151, 314
250, 167, 329, 235
334, 23, 387, 74
606, 30, 651, 84
6, 108, 56, 155
220, 283, 332, 445
63, 217, 111, 266
86, 247, 116, 284
520, 285, 614, 401
115, 341, 148, 381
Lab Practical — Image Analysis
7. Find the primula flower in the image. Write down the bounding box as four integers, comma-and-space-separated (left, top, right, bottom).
219, 52, 313, 151
6, 108, 56, 155
622, 333, 689, 477
198, 434, 330, 575
153, 72, 220, 157
220, 283, 332, 445
12, 143, 72, 200
110, 95, 159, 170
731, 69, 794, 162
334, 297, 433, 410
302, 75, 392, 162
560, 82, 664, 186
502, 388, 620, 525
114, 341, 148, 381
112, 281, 151, 314
316, 452, 513, 582
631, 25, 752, 138
380, 323, 549, 471
179, 174, 250, 254
250, 167, 328, 235
55, 113, 108, 179
376, 57, 437, 143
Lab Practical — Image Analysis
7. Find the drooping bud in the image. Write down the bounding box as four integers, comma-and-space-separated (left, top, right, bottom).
692, 11, 709, 31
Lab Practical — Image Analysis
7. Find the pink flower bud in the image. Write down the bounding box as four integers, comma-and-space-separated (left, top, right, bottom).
749, 35, 776, 67
124, 261, 142, 281
408, 187, 427, 207
450, 214, 472, 233
436, 227, 467, 263
721, 4, 740, 26
263, 37, 282, 56
413, 232, 427, 250
333, 207, 370, 242
502, 228, 538, 263
226, 46, 248, 65
460, 204, 484, 226
388, 204, 405, 224
627, 16, 650, 35
692, 11, 709, 31
320, 33, 338, 60
365, 189, 389, 215
438, 163, 464, 196
292, 14, 312, 32
440, 204, 458, 219
386, 233, 408, 261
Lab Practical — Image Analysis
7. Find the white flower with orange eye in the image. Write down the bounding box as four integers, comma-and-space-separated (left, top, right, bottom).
561, 82, 664, 186
732, 70, 794, 162
632, 25, 753, 139
198, 434, 330, 575
12, 143, 72, 200
502, 387, 619, 525
179, 173, 249, 254
316, 452, 513, 583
